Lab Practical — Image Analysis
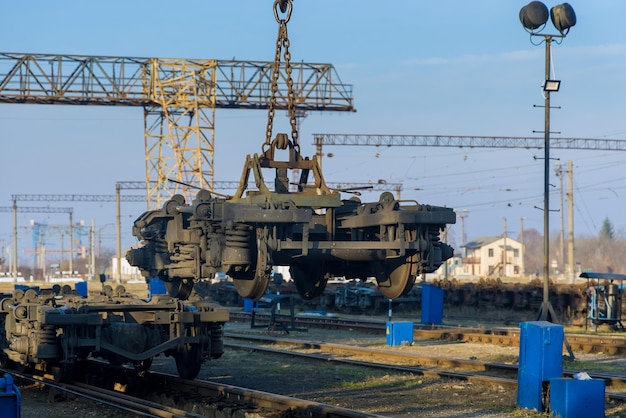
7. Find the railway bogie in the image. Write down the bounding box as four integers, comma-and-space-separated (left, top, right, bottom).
0, 284, 228, 380
127, 154, 456, 303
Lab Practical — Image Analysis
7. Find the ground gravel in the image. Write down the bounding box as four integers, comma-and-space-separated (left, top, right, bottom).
16, 319, 626, 417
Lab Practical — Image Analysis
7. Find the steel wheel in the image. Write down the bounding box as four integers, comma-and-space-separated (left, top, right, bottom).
376, 257, 417, 299
52, 363, 74, 383
234, 228, 271, 300
376, 230, 418, 299
233, 274, 269, 300
290, 262, 327, 300
166, 278, 193, 300
174, 344, 202, 380
136, 357, 153, 373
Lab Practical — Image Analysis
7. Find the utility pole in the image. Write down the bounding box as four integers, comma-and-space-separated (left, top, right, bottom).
90, 219, 96, 281
443, 227, 449, 279
69, 210, 73, 276
567, 161, 575, 283
116, 183, 122, 283
520, 217, 526, 276
458, 210, 469, 246
12, 199, 17, 279
11, 193, 144, 283
60, 233, 64, 274
556, 163, 565, 275
503, 217, 508, 276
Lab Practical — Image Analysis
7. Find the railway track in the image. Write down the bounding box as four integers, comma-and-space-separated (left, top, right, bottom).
2, 364, 381, 418
6, 312, 625, 416
0, 366, 179, 417
230, 311, 626, 355
223, 332, 626, 403
147, 370, 385, 418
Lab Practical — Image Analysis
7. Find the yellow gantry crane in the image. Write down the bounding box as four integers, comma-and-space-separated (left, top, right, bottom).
0, 54, 355, 207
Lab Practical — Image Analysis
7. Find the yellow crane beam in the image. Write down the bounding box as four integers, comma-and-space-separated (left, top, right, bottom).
0, 53, 355, 208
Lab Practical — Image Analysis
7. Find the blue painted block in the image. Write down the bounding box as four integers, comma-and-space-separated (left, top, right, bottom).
517, 321, 564, 412
550, 378, 605, 418
386, 321, 413, 346
421, 283, 443, 324
0, 373, 21, 418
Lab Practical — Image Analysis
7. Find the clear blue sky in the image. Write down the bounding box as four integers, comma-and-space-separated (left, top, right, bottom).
1, 1, 625, 266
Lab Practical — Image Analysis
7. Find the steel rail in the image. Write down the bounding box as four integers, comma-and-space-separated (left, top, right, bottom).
222, 334, 626, 398
225, 332, 514, 373
230, 312, 626, 355
224, 339, 519, 389
3, 363, 377, 418
0, 367, 178, 417
149, 370, 386, 418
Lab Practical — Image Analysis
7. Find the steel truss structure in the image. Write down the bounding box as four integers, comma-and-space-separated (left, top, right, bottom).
313, 134, 626, 151
0, 53, 354, 207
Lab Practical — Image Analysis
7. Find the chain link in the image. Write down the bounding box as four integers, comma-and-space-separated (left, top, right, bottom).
264, 0, 299, 154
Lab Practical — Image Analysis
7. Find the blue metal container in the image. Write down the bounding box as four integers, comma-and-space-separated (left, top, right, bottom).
148, 278, 167, 298
0, 373, 21, 418
243, 298, 255, 312
386, 321, 414, 346
14, 285, 38, 294
517, 321, 564, 412
421, 283, 443, 324
75, 281, 88, 297
549, 378, 605, 418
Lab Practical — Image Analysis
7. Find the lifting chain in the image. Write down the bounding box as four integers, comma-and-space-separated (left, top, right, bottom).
264, 0, 299, 155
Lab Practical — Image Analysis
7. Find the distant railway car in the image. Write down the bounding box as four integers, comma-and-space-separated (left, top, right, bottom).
0, 284, 228, 380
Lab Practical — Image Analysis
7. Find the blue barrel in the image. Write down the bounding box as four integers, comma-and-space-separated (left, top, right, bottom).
0, 373, 21, 418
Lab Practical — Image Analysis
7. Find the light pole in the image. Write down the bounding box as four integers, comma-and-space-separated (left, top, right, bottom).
519, 1, 576, 322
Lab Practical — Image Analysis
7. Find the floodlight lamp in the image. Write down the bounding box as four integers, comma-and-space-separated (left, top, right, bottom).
543, 79, 561, 92
550, 3, 576, 35
519, 1, 549, 31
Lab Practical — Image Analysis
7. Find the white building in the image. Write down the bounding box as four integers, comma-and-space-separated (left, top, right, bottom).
111, 257, 143, 282
451, 235, 524, 278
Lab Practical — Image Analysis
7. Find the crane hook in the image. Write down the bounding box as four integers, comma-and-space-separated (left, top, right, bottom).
274, 0, 292, 23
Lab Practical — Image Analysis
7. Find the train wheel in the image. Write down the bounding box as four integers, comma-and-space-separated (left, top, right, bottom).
166, 278, 193, 300
233, 275, 269, 300
52, 363, 74, 382
233, 227, 271, 300
290, 262, 327, 300
174, 344, 202, 380
136, 357, 153, 373
376, 229, 418, 299
376, 255, 417, 299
